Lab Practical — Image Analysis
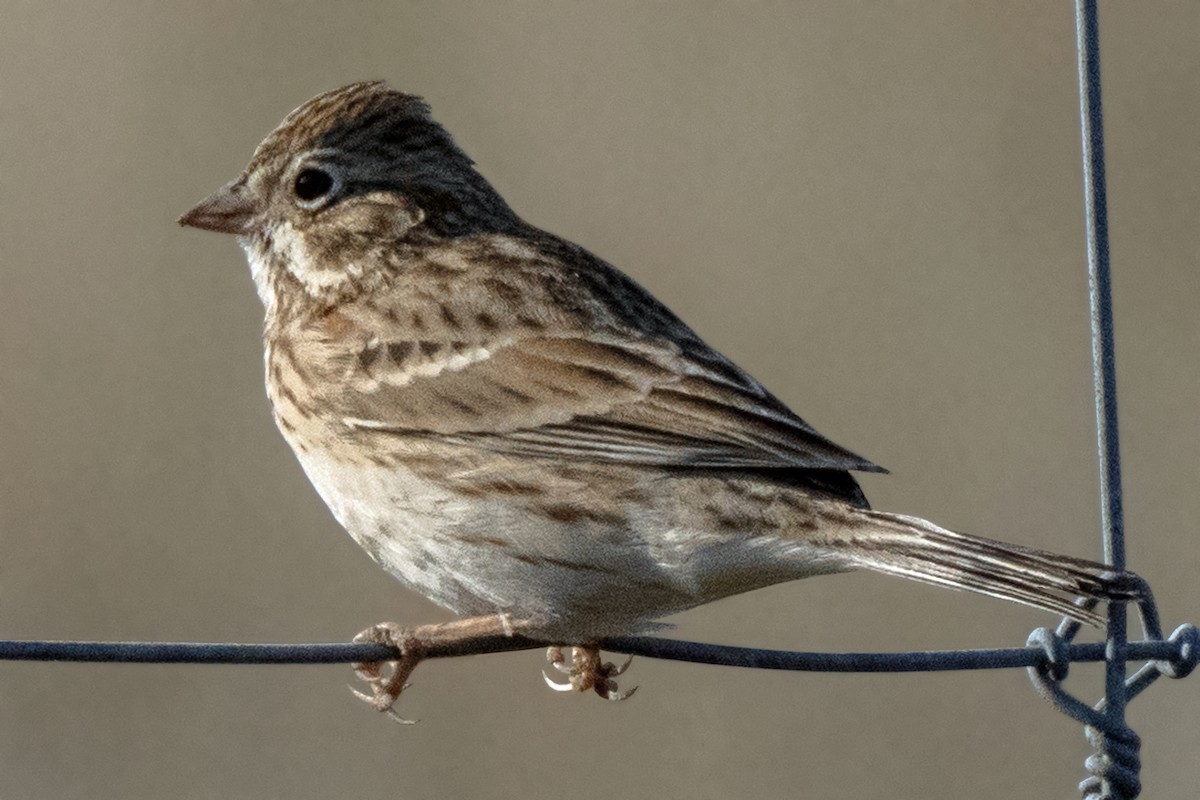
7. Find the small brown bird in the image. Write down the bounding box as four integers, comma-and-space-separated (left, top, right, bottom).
180, 82, 1137, 710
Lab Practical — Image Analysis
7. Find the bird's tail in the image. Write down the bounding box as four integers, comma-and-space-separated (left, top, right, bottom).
826, 508, 1142, 626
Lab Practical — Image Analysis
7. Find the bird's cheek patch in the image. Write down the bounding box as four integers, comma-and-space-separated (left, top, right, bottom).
273, 220, 364, 295
335, 192, 425, 238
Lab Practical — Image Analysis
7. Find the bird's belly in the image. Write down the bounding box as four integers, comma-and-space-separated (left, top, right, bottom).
290, 448, 842, 640
292, 449, 490, 607
290, 450, 699, 638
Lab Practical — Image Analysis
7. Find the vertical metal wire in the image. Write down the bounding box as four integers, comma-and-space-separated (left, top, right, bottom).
1074, 0, 1130, 779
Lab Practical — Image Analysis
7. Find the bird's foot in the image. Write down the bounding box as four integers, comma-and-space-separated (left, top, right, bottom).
543, 645, 637, 701
351, 622, 426, 723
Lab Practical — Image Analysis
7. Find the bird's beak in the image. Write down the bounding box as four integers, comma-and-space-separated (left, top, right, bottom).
178, 177, 260, 235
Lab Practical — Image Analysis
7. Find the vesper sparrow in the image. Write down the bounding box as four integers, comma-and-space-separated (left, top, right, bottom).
179, 82, 1138, 710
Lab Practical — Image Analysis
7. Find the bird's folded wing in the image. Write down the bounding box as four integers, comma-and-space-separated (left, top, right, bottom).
341, 332, 884, 472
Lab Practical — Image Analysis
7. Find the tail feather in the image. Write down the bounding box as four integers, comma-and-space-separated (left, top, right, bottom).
834, 509, 1141, 626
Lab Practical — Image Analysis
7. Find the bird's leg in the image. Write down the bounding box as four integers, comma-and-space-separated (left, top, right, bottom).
352, 614, 535, 722
544, 645, 637, 701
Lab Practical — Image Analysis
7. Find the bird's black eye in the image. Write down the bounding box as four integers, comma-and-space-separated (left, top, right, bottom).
294, 168, 334, 202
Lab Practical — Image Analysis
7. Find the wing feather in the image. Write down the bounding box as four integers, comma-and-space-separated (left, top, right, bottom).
341, 330, 883, 473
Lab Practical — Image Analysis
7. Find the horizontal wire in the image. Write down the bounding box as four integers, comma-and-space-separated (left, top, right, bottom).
0, 636, 1184, 672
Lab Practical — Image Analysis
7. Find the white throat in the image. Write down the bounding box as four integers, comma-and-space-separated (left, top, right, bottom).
242, 221, 364, 310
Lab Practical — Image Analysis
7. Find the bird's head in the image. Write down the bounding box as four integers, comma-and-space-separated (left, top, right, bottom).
179, 81, 517, 306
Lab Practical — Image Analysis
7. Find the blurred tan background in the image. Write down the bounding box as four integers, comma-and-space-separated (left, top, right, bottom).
1, 2, 1197, 798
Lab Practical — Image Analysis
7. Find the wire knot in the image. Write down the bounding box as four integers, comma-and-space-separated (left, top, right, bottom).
1155, 624, 1197, 680
1080, 723, 1141, 800
1027, 626, 1071, 682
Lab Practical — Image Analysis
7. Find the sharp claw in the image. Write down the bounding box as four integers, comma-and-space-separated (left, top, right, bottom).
541, 646, 641, 700
600, 683, 638, 702
353, 664, 381, 682
542, 670, 576, 691
608, 655, 634, 677
348, 681, 410, 709
349, 685, 376, 704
